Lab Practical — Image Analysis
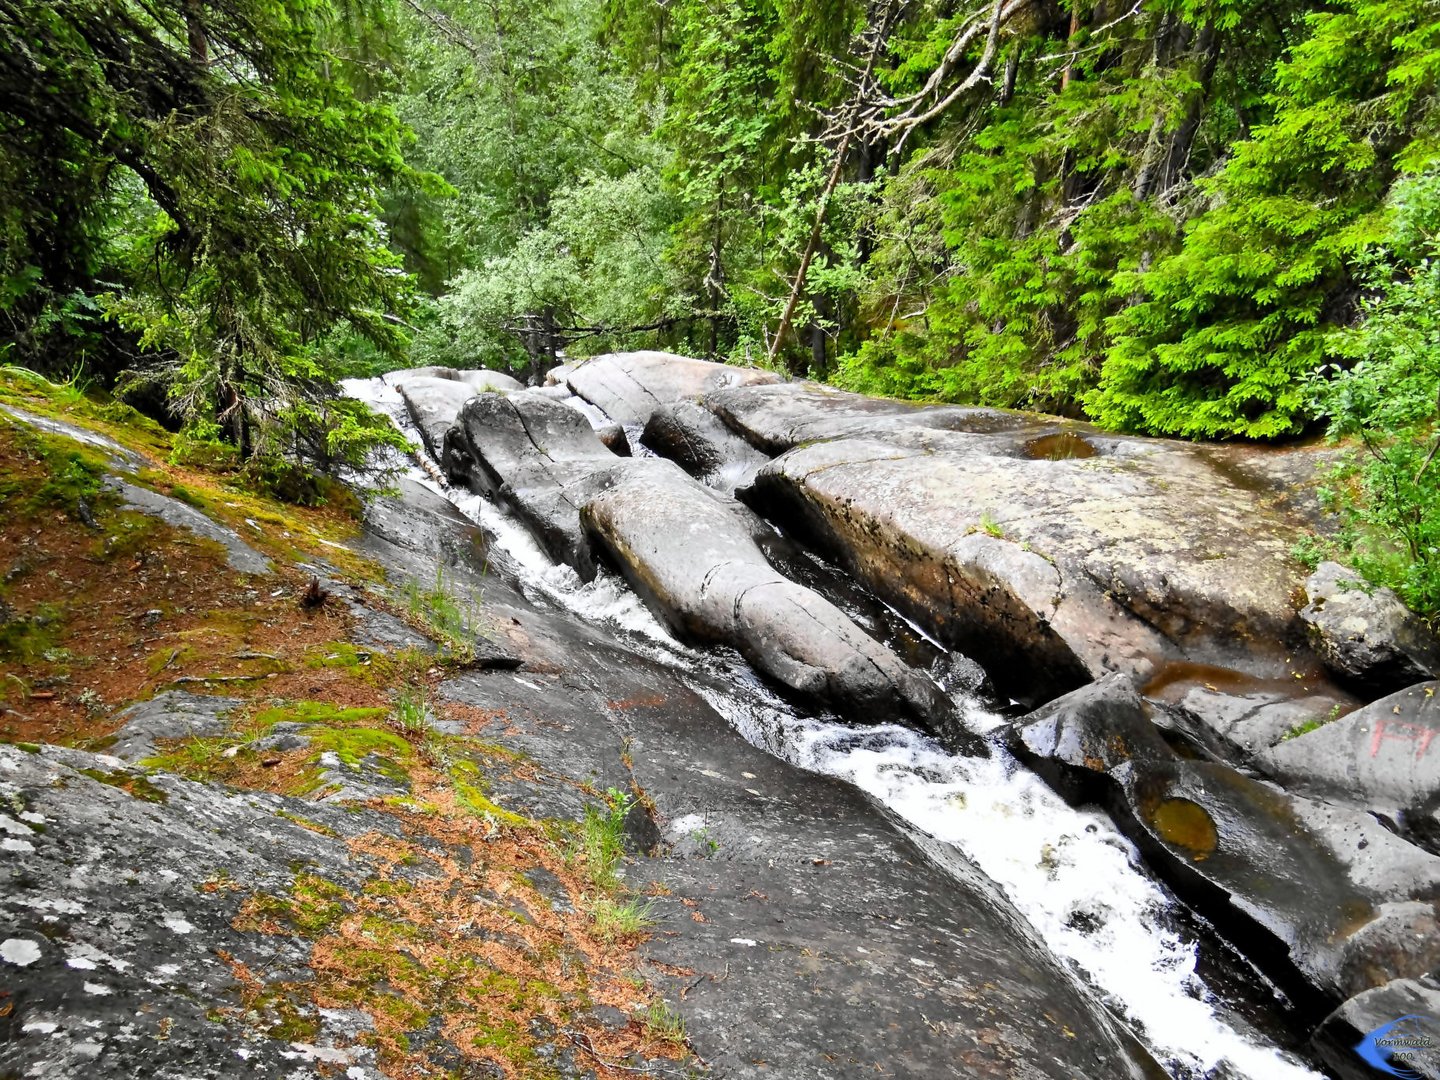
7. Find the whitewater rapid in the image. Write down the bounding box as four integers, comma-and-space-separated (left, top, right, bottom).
342, 375, 1320, 1080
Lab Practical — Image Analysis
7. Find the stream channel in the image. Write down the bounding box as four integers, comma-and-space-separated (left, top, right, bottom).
344, 375, 1330, 1079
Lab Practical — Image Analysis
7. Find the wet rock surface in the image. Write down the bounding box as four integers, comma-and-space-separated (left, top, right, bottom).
720, 383, 1318, 707
1313, 978, 1440, 1080
383, 365, 523, 393
1141, 660, 1361, 759
429, 632, 1161, 1079
1260, 680, 1440, 833
443, 390, 628, 576
393, 374, 488, 460
1014, 675, 1440, 1007
580, 461, 973, 741
641, 399, 770, 491
1301, 561, 1440, 694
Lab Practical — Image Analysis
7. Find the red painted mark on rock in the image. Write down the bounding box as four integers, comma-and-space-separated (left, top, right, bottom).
1370, 718, 1437, 759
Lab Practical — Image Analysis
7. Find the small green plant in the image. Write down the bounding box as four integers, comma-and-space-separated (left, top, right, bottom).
979, 513, 1004, 539
1281, 704, 1345, 742
641, 999, 686, 1046
592, 896, 655, 942
569, 788, 633, 892
393, 686, 450, 765
403, 567, 481, 659
689, 827, 719, 857
1291, 535, 1332, 572
392, 687, 430, 737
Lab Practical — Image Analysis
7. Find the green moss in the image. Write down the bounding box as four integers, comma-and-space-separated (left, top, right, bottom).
1282, 703, 1346, 742
305, 641, 375, 672
0, 603, 63, 662
245, 873, 350, 938
250, 983, 322, 1042
77, 767, 169, 803
92, 510, 165, 562
274, 810, 337, 837
147, 646, 199, 675
0, 369, 170, 455
449, 758, 528, 827
306, 725, 411, 769
143, 734, 247, 781
5, 425, 113, 516
253, 700, 388, 732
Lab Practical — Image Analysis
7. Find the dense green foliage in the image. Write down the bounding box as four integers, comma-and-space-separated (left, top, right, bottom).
4, 0, 1440, 599
0, 0, 417, 463
1309, 173, 1440, 615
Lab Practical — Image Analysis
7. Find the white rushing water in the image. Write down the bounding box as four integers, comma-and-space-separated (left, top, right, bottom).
342, 376, 1321, 1080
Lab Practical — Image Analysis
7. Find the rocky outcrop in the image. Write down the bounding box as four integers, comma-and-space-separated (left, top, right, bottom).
550, 351, 781, 428
383, 365, 523, 393
1142, 661, 1360, 759
641, 399, 770, 491
441, 390, 966, 731
1012, 676, 1440, 1008
1300, 561, 1440, 694
1259, 680, 1440, 839
580, 462, 973, 743
387, 368, 524, 458
721, 383, 1317, 707
442, 390, 628, 577
108, 692, 241, 762
393, 375, 483, 460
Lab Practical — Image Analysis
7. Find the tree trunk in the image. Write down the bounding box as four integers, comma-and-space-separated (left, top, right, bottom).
184, 0, 208, 65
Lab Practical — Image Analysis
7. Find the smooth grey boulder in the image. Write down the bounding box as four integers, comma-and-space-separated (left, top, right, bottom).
393, 374, 479, 460
1301, 561, 1440, 694
1142, 661, 1360, 758
1313, 979, 1440, 1080
556, 351, 781, 428
1260, 680, 1440, 832
641, 399, 771, 491
728, 385, 1316, 707
108, 692, 241, 762
442, 391, 636, 578
580, 463, 973, 742
1013, 675, 1440, 1009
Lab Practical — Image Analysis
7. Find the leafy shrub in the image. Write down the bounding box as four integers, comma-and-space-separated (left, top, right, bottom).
1309, 171, 1440, 618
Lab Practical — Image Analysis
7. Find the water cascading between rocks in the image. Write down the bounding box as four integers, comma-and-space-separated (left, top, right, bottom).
345, 351, 1440, 1080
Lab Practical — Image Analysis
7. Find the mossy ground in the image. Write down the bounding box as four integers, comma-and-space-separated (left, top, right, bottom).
165, 704, 687, 1077
0, 371, 691, 1077
0, 368, 689, 1077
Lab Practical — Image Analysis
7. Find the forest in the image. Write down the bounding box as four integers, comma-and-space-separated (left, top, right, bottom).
2, 0, 1440, 609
